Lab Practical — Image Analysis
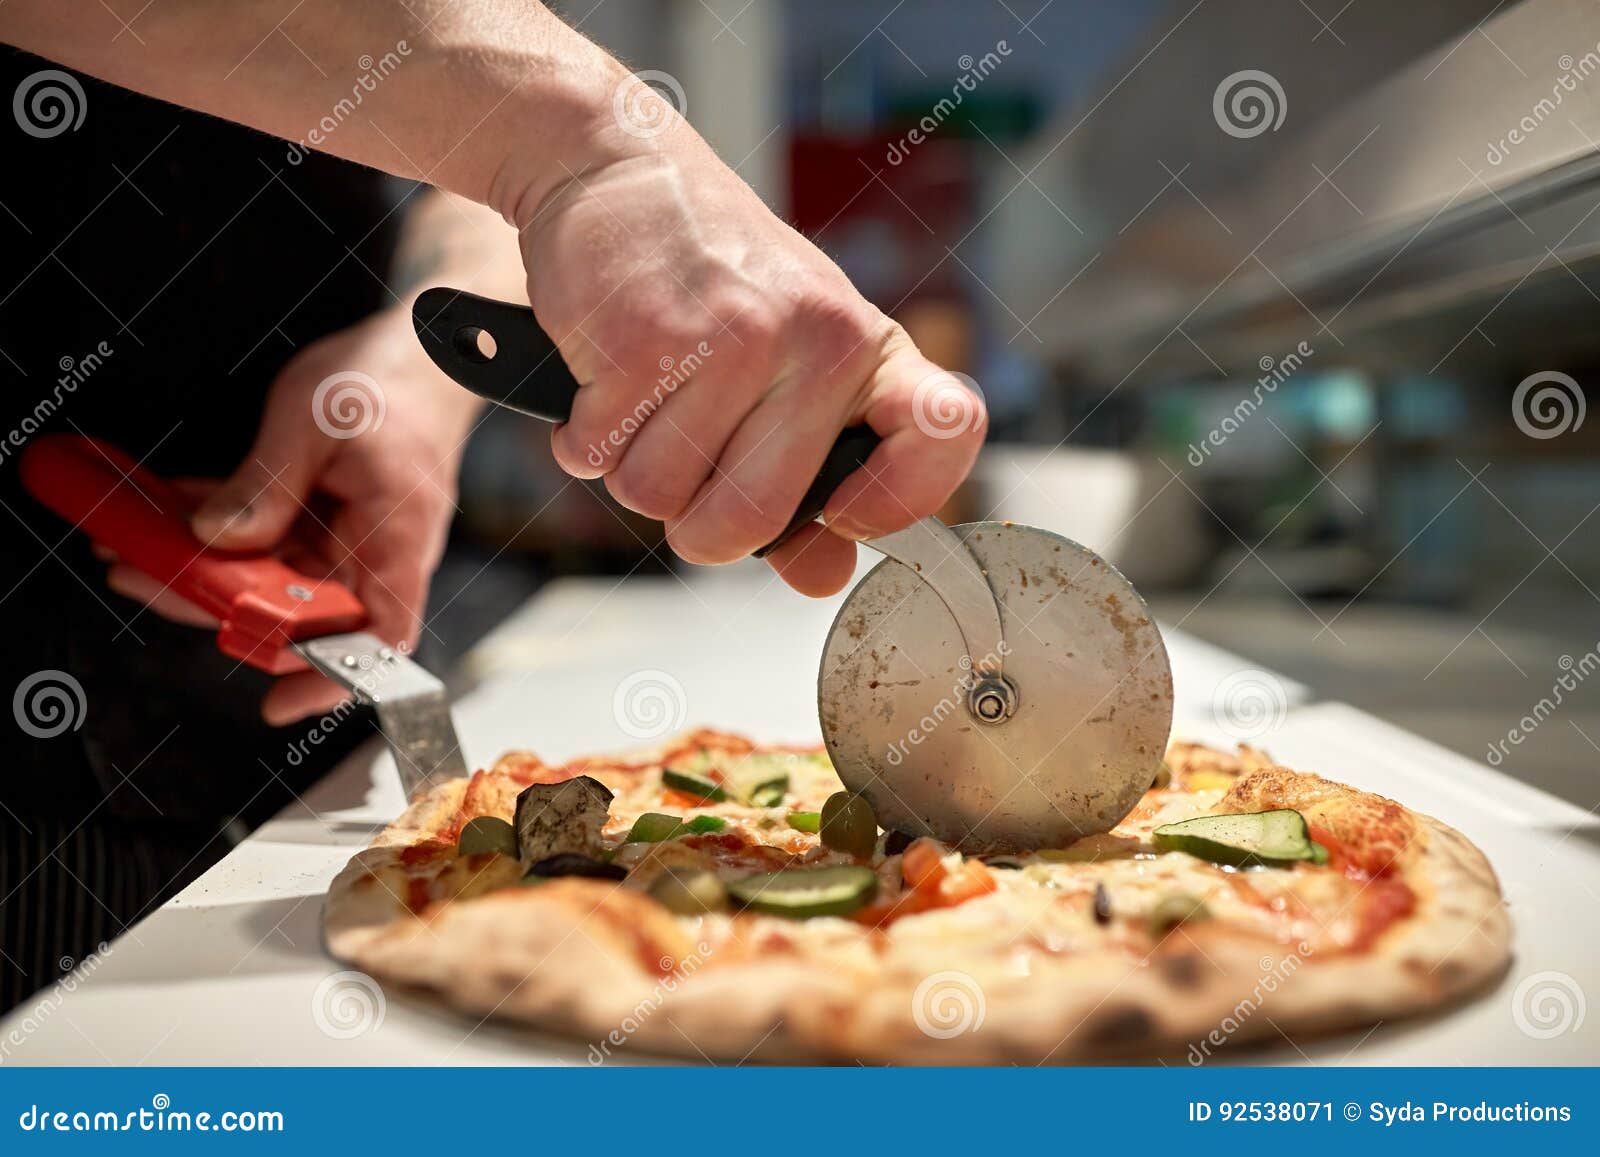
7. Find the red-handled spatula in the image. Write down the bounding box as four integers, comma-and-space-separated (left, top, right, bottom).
19, 434, 467, 797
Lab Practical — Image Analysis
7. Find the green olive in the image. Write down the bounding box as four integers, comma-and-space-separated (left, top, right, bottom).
457, 815, 517, 857
820, 792, 878, 858
1148, 893, 1210, 937
648, 867, 728, 915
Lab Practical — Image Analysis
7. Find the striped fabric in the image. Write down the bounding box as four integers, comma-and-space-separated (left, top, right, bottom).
0, 815, 229, 1012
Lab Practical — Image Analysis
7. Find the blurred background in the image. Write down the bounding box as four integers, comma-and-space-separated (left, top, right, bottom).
427, 0, 1600, 807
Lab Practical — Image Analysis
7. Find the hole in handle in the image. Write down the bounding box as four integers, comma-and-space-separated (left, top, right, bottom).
452, 325, 498, 363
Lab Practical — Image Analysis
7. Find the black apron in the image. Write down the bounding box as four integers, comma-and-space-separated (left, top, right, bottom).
0, 50, 411, 1009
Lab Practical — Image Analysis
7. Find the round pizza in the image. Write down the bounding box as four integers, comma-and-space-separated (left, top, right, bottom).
323, 728, 1509, 1063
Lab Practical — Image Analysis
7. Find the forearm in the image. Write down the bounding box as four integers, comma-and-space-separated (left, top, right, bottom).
0, 0, 625, 214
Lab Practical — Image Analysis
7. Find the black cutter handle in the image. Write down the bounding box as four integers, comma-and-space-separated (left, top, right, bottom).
412, 287, 881, 557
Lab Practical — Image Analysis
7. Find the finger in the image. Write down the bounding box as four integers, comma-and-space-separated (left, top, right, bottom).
665, 368, 850, 565
823, 352, 987, 541
603, 359, 765, 521
262, 671, 351, 727
762, 521, 858, 596
105, 563, 221, 629
192, 401, 332, 550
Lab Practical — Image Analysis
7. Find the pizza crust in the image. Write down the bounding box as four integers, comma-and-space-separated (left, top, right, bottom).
324, 735, 1510, 1064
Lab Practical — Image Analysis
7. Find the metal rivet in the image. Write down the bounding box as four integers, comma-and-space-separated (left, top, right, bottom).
286, 584, 312, 601
340, 655, 358, 668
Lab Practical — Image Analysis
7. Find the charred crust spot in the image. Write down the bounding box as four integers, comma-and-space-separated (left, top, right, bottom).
1157, 953, 1203, 989
1084, 1005, 1154, 1046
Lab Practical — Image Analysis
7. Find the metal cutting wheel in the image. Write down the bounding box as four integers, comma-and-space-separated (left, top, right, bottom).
818, 520, 1173, 853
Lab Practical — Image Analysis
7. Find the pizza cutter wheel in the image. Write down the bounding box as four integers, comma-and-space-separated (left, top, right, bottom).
818, 520, 1173, 853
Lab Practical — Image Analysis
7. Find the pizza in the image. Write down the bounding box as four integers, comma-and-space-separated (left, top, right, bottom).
323, 728, 1510, 1063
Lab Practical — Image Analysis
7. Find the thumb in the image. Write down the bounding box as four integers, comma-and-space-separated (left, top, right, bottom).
192, 416, 328, 550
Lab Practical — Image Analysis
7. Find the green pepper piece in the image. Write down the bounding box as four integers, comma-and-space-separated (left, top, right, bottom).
627, 812, 685, 843
726, 865, 879, 918
683, 815, 727, 834
786, 811, 822, 833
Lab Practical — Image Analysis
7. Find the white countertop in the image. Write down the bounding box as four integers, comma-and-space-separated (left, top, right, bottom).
5, 556, 1597, 1065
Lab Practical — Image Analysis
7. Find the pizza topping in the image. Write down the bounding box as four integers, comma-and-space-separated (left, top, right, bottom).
727, 864, 879, 919
524, 853, 628, 882
820, 792, 878, 857
882, 829, 916, 856
786, 811, 821, 833
662, 767, 727, 802
628, 812, 686, 843
1092, 882, 1112, 925
1152, 809, 1324, 867
1148, 893, 1210, 937
514, 775, 614, 865
648, 866, 728, 915
735, 769, 789, 807
457, 816, 518, 858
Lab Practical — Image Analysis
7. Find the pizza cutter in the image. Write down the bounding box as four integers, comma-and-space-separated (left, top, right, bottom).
413, 289, 1174, 852
19, 435, 467, 798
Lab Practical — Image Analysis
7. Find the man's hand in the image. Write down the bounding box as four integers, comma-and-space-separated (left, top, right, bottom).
517, 97, 986, 597
8, 2, 987, 597
106, 307, 478, 724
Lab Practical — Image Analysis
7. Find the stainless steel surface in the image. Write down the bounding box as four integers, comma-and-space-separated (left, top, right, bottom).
860, 517, 1007, 674
818, 522, 1173, 852
993, 0, 1600, 378
294, 632, 467, 797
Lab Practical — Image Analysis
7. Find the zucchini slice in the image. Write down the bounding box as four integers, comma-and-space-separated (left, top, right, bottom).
726, 865, 878, 918
662, 767, 727, 801
1152, 809, 1319, 866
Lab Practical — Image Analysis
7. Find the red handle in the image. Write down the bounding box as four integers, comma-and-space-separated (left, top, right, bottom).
19, 434, 368, 675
